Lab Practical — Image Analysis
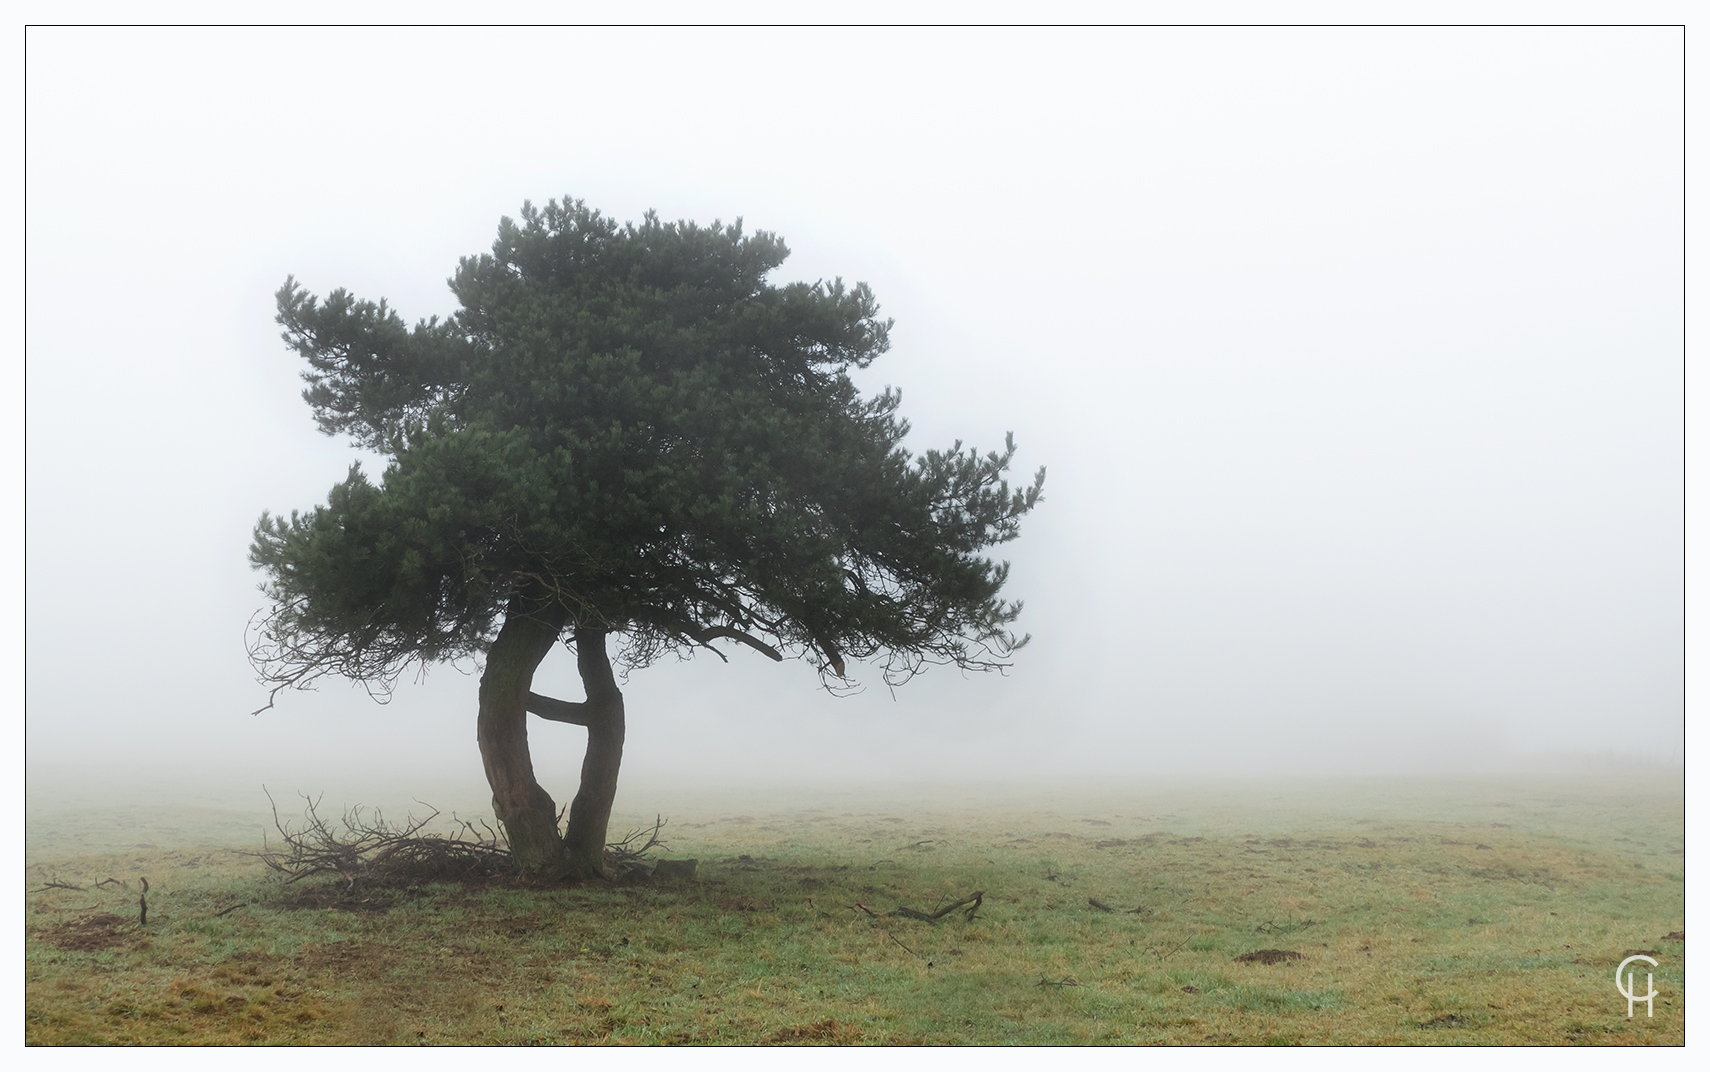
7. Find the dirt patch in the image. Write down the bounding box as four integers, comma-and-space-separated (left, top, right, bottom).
718, 896, 776, 913
296, 939, 402, 981
1233, 949, 1303, 965
765, 1018, 865, 1045
213, 951, 287, 987
1417, 1013, 1473, 1029
38, 912, 138, 952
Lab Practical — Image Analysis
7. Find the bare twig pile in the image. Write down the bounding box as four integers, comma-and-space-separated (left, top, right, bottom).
246, 789, 514, 889
246, 790, 673, 890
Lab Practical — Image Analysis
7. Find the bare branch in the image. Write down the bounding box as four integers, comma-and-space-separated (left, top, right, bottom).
685, 624, 783, 662
526, 691, 593, 726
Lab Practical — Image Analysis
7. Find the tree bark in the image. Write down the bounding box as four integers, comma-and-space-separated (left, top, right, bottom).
561, 628, 625, 880
477, 599, 569, 879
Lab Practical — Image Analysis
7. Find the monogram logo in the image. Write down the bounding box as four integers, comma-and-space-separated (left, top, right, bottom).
1615, 954, 1659, 1018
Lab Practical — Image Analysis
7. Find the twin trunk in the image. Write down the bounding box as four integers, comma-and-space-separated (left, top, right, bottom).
475, 604, 624, 880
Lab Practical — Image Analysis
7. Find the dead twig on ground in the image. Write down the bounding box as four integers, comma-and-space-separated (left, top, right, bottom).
852, 890, 984, 923
896, 890, 984, 922
1150, 938, 1189, 963
30, 881, 85, 893
1037, 975, 1080, 987
1088, 897, 1116, 913
1254, 917, 1316, 935
604, 815, 669, 872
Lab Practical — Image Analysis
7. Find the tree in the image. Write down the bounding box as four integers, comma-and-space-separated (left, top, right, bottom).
249, 198, 1044, 880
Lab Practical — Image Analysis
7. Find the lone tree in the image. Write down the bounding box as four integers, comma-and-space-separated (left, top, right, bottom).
249, 199, 1044, 880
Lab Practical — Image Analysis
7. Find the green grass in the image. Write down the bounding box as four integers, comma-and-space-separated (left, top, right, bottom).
24, 776, 1684, 1045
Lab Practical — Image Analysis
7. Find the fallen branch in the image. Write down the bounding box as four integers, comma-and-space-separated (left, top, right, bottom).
30, 881, 85, 893
1088, 897, 1116, 913
852, 891, 984, 923
1037, 975, 1080, 987
894, 890, 984, 922
213, 903, 250, 918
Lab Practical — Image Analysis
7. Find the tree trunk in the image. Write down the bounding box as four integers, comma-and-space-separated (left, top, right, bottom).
562, 628, 625, 880
477, 599, 570, 879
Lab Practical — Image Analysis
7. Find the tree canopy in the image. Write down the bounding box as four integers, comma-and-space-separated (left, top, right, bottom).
249, 198, 1043, 877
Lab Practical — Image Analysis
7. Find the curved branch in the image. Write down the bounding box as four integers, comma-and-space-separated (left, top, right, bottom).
689, 624, 784, 662
639, 605, 788, 663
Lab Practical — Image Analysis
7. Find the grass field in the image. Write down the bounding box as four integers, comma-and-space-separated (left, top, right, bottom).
23, 772, 1684, 1045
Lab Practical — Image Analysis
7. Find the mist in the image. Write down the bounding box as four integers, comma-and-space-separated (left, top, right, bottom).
24, 26, 1682, 826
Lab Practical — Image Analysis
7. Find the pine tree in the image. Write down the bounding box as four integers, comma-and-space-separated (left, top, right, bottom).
250, 199, 1044, 879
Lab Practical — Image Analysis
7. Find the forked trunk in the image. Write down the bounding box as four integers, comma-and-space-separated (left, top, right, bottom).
562, 629, 625, 880
476, 600, 570, 879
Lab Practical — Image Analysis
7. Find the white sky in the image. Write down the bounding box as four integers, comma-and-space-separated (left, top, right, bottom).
21, 20, 1686, 815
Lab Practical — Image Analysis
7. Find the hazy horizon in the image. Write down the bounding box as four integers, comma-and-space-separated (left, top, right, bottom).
23, 26, 1684, 821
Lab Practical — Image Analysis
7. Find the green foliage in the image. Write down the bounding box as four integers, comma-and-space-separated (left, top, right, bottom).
250, 198, 1044, 703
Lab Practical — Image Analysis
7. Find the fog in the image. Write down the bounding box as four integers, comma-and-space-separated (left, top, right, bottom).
23, 26, 1682, 826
